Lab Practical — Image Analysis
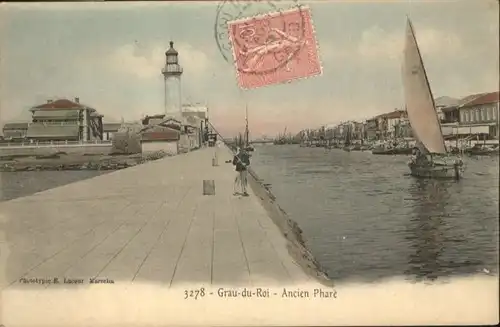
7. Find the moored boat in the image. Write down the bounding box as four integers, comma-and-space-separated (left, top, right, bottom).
465, 144, 499, 156
342, 145, 352, 152
372, 146, 396, 155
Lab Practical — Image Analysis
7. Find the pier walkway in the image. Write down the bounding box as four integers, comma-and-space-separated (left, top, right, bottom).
0, 146, 313, 290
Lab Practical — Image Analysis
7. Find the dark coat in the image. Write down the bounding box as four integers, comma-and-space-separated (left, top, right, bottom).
233, 151, 250, 172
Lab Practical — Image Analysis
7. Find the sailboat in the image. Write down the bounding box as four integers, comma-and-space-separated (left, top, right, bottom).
403, 18, 464, 180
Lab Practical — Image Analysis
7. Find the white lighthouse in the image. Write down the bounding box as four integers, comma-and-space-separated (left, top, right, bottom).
161, 41, 183, 120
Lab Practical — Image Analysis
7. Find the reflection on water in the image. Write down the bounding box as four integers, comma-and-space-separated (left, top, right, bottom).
405, 179, 451, 281
250, 145, 499, 282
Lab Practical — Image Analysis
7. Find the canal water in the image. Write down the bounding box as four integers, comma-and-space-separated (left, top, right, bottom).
250, 144, 499, 283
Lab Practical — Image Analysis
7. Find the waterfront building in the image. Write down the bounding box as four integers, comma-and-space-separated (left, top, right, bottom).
372, 109, 407, 140
140, 119, 181, 155
352, 121, 365, 140
2, 122, 29, 141
365, 118, 378, 140
323, 123, 337, 141
182, 104, 208, 148
458, 91, 499, 139
140, 106, 206, 153
309, 93, 496, 142
441, 91, 499, 139
23, 98, 104, 142
434, 96, 460, 123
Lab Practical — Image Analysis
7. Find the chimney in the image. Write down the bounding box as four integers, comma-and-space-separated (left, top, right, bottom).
75, 97, 80, 104
47, 99, 53, 103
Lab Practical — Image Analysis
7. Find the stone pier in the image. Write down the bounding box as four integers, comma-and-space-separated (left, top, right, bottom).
0, 146, 319, 291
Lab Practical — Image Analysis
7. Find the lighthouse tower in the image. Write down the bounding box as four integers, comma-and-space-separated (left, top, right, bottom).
161, 41, 183, 120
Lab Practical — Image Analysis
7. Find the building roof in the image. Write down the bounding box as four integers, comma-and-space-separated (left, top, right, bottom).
142, 114, 166, 126
141, 125, 180, 142
26, 124, 80, 139
159, 118, 182, 130
31, 98, 98, 113
457, 93, 488, 107
460, 91, 499, 108
3, 122, 29, 130
376, 110, 406, 120
434, 96, 460, 107
3, 130, 26, 138
165, 41, 178, 55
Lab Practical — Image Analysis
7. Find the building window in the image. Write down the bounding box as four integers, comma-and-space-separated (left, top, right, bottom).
481, 107, 486, 122
493, 106, 498, 120
465, 110, 470, 122
486, 106, 491, 121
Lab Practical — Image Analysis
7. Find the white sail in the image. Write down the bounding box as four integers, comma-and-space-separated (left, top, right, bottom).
402, 18, 447, 154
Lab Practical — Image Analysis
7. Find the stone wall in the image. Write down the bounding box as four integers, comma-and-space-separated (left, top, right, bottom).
142, 141, 178, 156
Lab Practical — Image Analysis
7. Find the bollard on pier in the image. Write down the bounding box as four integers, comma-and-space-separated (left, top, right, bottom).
203, 179, 216, 195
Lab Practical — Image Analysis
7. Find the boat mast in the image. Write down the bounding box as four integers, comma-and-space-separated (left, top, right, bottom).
244, 104, 249, 146
406, 17, 446, 152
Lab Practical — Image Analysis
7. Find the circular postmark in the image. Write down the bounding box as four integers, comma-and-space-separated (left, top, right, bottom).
214, 0, 308, 75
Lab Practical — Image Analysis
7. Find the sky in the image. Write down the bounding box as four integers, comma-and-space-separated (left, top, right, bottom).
0, 0, 498, 137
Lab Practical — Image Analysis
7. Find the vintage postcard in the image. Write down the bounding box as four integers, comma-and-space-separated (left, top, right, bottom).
0, 0, 498, 326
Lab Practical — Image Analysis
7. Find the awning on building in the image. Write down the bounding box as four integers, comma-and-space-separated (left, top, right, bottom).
26, 124, 80, 139
3, 122, 29, 130
3, 131, 26, 138
443, 125, 491, 135
32, 109, 80, 120
103, 123, 122, 132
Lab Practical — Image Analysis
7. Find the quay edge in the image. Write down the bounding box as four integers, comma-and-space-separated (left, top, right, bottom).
246, 166, 333, 287
226, 143, 331, 285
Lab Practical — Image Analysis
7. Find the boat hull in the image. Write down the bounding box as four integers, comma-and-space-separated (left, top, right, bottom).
372, 148, 413, 155
466, 148, 500, 156
408, 162, 464, 180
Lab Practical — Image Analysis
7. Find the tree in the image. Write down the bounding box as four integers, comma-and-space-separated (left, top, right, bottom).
111, 127, 142, 154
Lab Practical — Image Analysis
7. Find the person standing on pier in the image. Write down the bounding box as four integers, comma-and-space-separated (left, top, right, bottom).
233, 147, 251, 196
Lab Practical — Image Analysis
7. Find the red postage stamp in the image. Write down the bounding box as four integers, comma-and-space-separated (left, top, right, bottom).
227, 6, 322, 90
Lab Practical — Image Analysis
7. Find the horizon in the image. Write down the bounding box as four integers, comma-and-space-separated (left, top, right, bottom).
1, 1, 498, 138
